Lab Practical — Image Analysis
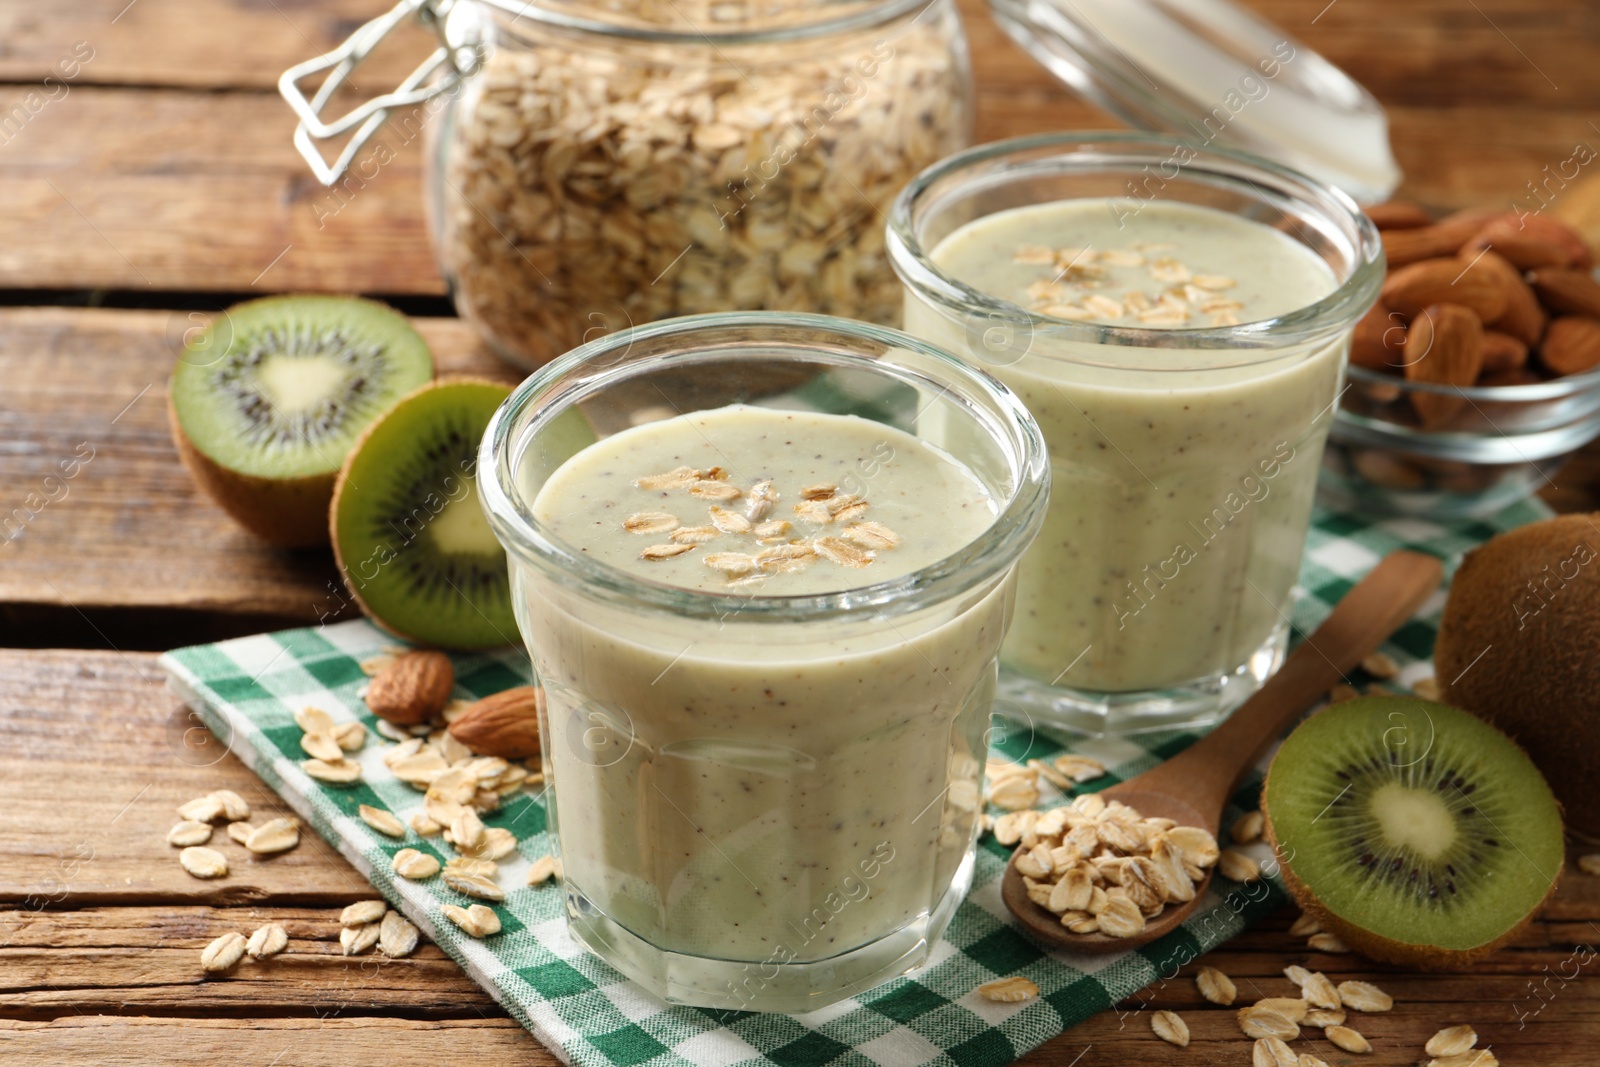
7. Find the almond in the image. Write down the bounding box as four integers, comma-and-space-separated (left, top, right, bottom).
1479, 330, 1529, 375
1514, 212, 1594, 268
447, 686, 543, 759
1540, 315, 1600, 376
1381, 215, 1497, 267
1350, 302, 1405, 371
1363, 201, 1431, 230
1383, 257, 1508, 322
1404, 303, 1484, 427
365, 651, 454, 725
1464, 223, 1570, 270
1474, 250, 1546, 346
1530, 266, 1600, 317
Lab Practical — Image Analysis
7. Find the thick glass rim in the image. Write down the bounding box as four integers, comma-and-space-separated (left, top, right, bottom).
478, 311, 1050, 623
1344, 360, 1600, 401
886, 131, 1386, 364
475, 0, 932, 46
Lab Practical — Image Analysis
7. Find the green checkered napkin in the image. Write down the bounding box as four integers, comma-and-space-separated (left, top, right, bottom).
159, 497, 1548, 1067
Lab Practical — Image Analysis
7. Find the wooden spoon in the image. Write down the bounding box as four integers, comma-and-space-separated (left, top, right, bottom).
1001, 549, 1443, 953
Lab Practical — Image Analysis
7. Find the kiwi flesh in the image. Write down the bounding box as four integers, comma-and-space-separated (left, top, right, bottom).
1435, 513, 1600, 841
330, 378, 515, 650
168, 295, 434, 547
1263, 695, 1563, 969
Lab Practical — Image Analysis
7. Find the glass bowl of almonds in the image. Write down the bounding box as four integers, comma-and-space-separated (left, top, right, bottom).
1321, 205, 1600, 518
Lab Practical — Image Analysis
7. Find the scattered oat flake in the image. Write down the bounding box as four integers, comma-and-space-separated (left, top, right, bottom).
201, 931, 247, 973
380, 910, 421, 957
226, 821, 255, 844
527, 854, 561, 886
1253, 1036, 1298, 1067
1254, 998, 1309, 1023
168, 821, 213, 847
1149, 1009, 1188, 1047
1335, 980, 1392, 1012
814, 536, 873, 568
1051, 754, 1105, 782
1308, 932, 1349, 953
359, 805, 406, 839
842, 521, 901, 550
442, 869, 505, 901
641, 543, 695, 560
1218, 849, 1260, 882
332, 721, 367, 751
180, 846, 228, 879
177, 795, 225, 823
1289, 912, 1322, 937
341, 900, 388, 927
393, 848, 441, 880
634, 466, 700, 490
1414, 675, 1442, 700
1099, 248, 1145, 267
1325, 1024, 1370, 1054
210, 790, 251, 821
670, 525, 719, 544
1304, 1007, 1346, 1028
688, 480, 742, 501
1238, 1006, 1300, 1041
246, 817, 301, 855
1300, 971, 1342, 1010
1138, 306, 1188, 325
1231, 810, 1265, 844
1578, 854, 1600, 875
703, 551, 757, 576
300, 730, 342, 762
1426, 1025, 1479, 1058
625, 511, 680, 534
708, 505, 752, 534
1361, 650, 1400, 678
745, 480, 777, 521
987, 774, 1039, 811
1196, 965, 1236, 1005
301, 757, 361, 783
1328, 682, 1361, 704
340, 923, 381, 956
1429, 1053, 1498, 1067
976, 976, 1038, 1003
246, 923, 288, 959
1192, 274, 1236, 290
1013, 244, 1055, 265
295, 706, 336, 734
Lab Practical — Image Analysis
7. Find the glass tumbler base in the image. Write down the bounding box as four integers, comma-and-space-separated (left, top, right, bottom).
562, 847, 975, 1013
995, 619, 1291, 738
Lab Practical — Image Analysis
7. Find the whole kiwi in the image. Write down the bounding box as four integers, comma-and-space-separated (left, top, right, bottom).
1435, 513, 1600, 840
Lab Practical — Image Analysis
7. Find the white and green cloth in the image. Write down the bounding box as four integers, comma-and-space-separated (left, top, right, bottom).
159, 498, 1546, 1067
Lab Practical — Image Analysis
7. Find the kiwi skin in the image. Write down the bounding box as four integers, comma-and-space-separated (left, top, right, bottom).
169, 391, 334, 548
1262, 697, 1562, 971
329, 376, 513, 649
1435, 513, 1600, 841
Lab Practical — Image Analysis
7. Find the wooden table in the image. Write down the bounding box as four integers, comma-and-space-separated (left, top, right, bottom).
2, 1, 1596, 1063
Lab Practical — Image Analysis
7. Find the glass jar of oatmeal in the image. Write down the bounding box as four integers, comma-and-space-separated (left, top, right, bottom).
281, 0, 973, 370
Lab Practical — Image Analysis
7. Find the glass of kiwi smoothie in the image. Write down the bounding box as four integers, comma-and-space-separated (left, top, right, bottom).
478, 312, 1048, 1010
889, 133, 1384, 736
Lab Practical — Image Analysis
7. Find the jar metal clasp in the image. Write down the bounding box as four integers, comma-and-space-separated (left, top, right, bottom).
279, 0, 482, 185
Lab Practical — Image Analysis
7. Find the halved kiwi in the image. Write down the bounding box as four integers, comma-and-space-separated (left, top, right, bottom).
168, 295, 434, 547
330, 378, 514, 650
1263, 695, 1563, 969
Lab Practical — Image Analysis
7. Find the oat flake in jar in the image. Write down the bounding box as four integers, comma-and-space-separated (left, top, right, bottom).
281, 0, 973, 369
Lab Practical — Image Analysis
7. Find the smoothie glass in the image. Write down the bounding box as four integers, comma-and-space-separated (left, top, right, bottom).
889, 134, 1383, 736
478, 313, 1048, 1010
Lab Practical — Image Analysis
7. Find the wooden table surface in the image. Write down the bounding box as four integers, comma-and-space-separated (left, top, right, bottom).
2, 1, 1597, 1063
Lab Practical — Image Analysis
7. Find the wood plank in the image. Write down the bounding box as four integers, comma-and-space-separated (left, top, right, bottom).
3, 0, 1597, 108
0, 648, 376, 905
4, 9, 1600, 295
0, 308, 515, 644
0, 907, 493, 1019
0, 88, 444, 295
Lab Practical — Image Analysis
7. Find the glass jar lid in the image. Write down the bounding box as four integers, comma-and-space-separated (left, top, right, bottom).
987, 0, 1401, 204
